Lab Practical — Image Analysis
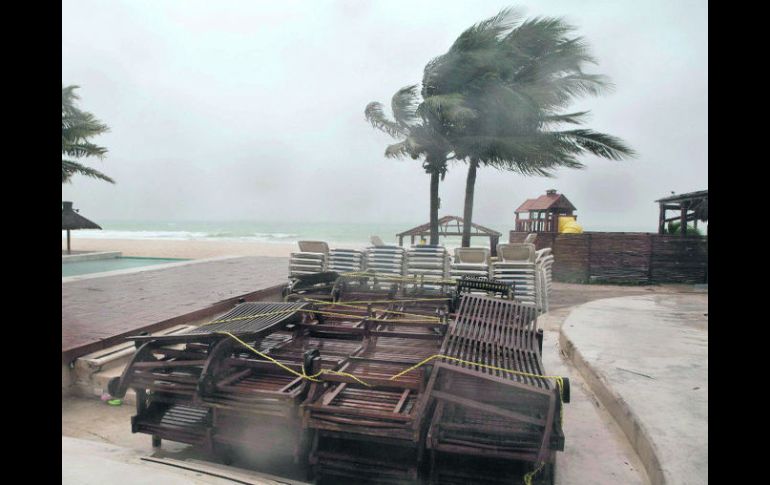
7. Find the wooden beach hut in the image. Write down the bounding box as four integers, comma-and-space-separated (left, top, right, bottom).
655, 190, 708, 235
62, 201, 101, 254
396, 216, 502, 256
514, 189, 577, 233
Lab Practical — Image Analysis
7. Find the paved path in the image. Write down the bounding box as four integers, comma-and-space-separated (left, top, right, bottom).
540, 331, 648, 484
560, 294, 708, 485
62, 256, 288, 362
63, 436, 299, 485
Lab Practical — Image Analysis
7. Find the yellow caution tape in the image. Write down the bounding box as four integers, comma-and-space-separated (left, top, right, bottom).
214, 333, 565, 402
216, 331, 372, 387
523, 462, 545, 485
340, 271, 457, 285
303, 298, 441, 322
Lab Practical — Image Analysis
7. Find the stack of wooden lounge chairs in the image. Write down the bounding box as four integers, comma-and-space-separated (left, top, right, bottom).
110, 257, 569, 484
425, 294, 566, 483
107, 302, 311, 457
303, 286, 450, 483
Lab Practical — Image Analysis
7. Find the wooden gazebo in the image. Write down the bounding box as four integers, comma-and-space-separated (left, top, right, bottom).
514, 190, 576, 233
62, 201, 101, 254
396, 216, 502, 256
655, 190, 708, 235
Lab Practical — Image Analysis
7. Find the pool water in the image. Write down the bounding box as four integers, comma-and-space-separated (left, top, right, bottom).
62, 257, 189, 277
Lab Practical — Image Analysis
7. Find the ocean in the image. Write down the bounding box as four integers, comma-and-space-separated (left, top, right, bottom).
61, 220, 514, 247
61, 220, 662, 250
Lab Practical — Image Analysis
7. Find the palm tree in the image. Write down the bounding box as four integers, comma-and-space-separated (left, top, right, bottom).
421, 8, 634, 246
365, 85, 452, 244
62, 85, 114, 184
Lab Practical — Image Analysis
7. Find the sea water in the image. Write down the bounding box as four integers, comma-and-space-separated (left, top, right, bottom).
61, 220, 656, 248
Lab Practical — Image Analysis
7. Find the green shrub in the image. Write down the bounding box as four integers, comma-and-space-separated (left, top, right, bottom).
666, 221, 702, 236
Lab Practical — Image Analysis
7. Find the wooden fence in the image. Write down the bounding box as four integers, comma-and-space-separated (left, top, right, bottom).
509, 231, 708, 284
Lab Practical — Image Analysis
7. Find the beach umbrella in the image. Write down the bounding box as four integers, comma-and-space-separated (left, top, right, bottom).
61, 201, 101, 254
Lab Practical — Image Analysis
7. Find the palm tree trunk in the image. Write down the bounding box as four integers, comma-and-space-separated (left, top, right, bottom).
429, 169, 440, 245
461, 159, 479, 247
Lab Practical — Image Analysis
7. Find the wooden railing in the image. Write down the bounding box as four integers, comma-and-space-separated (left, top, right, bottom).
515, 218, 556, 233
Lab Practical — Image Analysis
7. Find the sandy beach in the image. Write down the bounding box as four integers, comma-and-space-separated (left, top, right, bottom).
62, 238, 371, 259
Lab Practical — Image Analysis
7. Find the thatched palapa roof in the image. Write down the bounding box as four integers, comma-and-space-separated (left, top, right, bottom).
62, 201, 101, 230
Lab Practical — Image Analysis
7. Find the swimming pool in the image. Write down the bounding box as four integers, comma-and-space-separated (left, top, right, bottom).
62, 257, 189, 277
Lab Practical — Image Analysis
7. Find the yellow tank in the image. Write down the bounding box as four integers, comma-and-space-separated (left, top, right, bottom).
558, 216, 583, 234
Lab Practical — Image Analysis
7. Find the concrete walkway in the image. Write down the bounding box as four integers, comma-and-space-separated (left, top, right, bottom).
541, 331, 648, 484
560, 294, 708, 485
63, 436, 228, 484
62, 436, 297, 484
62, 256, 287, 362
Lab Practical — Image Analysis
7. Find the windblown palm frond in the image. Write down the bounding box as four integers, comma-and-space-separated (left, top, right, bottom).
63, 141, 108, 159
449, 7, 522, 53
62, 159, 115, 184
556, 129, 636, 161
391, 85, 420, 128
541, 111, 591, 126
417, 93, 477, 129
423, 8, 522, 99
365, 86, 450, 165
384, 140, 411, 159
364, 102, 406, 138
62, 85, 113, 184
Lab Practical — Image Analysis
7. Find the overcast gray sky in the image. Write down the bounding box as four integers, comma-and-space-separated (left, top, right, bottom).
62, 0, 707, 230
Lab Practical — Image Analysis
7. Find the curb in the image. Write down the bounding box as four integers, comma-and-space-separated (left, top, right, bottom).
62, 251, 122, 263
559, 324, 666, 485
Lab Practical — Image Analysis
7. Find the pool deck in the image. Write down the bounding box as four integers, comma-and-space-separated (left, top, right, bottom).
560, 294, 708, 485
62, 255, 288, 363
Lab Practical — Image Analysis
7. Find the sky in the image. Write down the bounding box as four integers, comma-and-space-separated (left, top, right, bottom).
62, 0, 708, 231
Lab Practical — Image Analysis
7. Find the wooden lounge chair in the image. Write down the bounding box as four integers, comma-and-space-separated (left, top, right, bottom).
454, 276, 514, 302
301, 291, 452, 483
107, 302, 309, 452
425, 294, 568, 482
196, 333, 355, 463
284, 271, 340, 302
